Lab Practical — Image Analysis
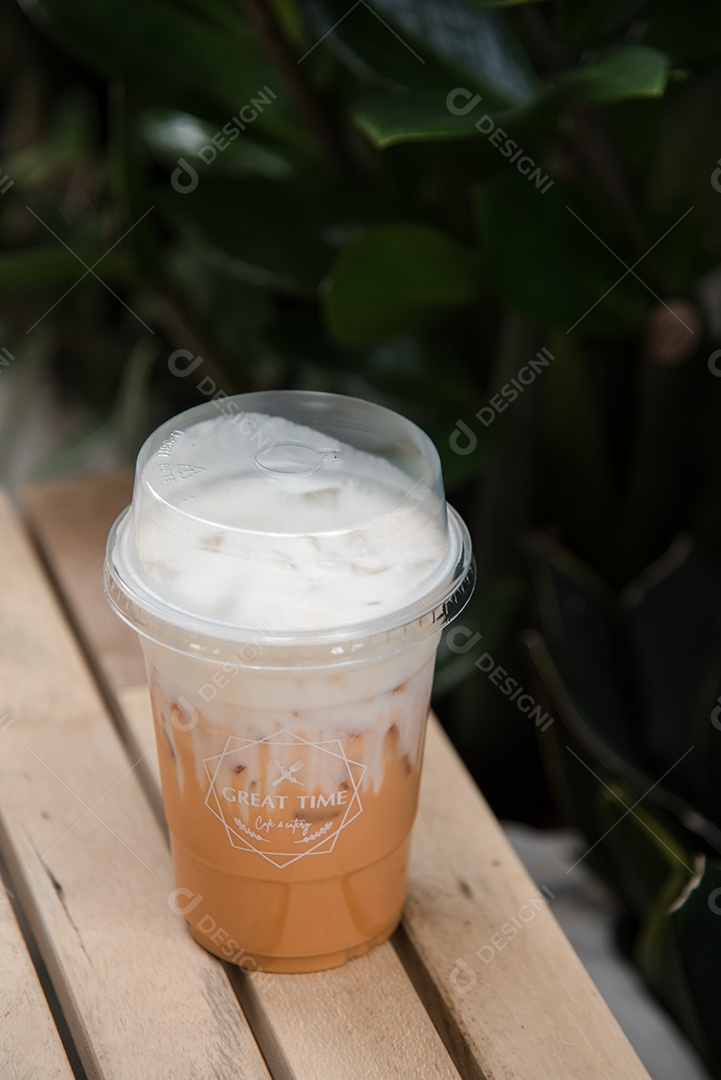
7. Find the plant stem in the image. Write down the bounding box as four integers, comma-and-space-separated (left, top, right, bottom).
565, 103, 650, 259
475, 311, 544, 579
510, 7, 651, 262
238, 0, 353, 179
152, 291, 242, 394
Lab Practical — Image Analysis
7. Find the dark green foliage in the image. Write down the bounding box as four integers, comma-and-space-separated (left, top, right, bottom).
3, 1, 721, 1063
526, 537, 721, 1075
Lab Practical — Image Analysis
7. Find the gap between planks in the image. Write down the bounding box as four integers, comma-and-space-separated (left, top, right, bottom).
0, 854, 75, 1079
24, 473, 652, 1080
0, 491, 272, 1080
21, 478, 463, 1080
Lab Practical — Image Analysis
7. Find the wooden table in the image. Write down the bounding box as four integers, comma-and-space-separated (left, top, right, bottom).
0, 473, 651, 1080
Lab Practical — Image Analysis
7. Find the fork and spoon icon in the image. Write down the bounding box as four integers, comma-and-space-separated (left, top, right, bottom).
272, 759, 306, 786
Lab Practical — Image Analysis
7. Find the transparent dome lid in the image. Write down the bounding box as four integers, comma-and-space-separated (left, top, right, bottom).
104, 391, 474, 662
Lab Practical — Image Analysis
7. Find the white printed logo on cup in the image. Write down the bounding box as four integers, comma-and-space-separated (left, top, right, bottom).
203, 730, 365, 868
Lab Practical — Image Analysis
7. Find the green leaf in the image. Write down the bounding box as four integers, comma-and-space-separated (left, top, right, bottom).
300, 0, 537, 100
656, 858, 721, 1073
164, 256, 271, 377
471, 175, 648, 333
597, 780, 694, 919
623, 541, 721, 820
18, 0, 287, 128
523, 536, 721, 856
299, 0, 538, 146
556, 0, 651, 50
263, 311, 476, 414
468, 0, 543, 6
159, 181, 330, 295
558, 46, 672, 104
352, 93, 485, 148
351, 92, 555, 149
137, 109, 296, 182
169, 0, 251, 34
323, 223, 477, 346
159, 176, 402, 296
0, 246, 129, 290
592, 780, 721, 1075
359, 337, 474, 404
636, 854, 721, 1072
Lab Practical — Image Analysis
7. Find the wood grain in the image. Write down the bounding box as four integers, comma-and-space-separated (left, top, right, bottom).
24, 477, 463, 1078
24, 473, 144, 691
0, 883, 73, 1079
0, 492, 270, 1080
398, 718, 651, 1079
100, 699, 464, 1080
24, 473, 652, 1080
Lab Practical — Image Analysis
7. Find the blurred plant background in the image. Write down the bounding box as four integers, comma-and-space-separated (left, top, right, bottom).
4, 0, 721, 1070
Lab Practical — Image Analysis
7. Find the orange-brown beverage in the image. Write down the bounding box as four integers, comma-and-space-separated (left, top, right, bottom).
104, 391, 473, 972
144, 637, 436, 971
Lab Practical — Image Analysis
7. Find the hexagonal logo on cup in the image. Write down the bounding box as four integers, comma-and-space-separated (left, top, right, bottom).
203, 730, 365, 868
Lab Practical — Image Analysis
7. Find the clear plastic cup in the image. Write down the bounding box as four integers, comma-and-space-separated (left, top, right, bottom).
104, 390, 474, 972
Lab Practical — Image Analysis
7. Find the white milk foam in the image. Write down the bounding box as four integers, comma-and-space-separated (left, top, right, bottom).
136, 413, 449, 632
136, 412, 447, 794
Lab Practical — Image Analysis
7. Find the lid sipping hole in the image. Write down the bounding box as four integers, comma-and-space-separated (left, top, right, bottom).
255, 441, 340, 477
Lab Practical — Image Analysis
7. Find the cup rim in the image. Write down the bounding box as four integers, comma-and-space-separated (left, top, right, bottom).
103, 504, 475, 667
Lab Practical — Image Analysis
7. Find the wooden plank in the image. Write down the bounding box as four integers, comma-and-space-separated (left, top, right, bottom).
397, 719, 651, 1079
24, 476, 158, 817
84, 701, 464, 1080
0, 882, 74, 1079
23, 473, 144, 692
0, 493, 271, 1080
25, 474, 652, 1080
25, 475, 465, 1080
